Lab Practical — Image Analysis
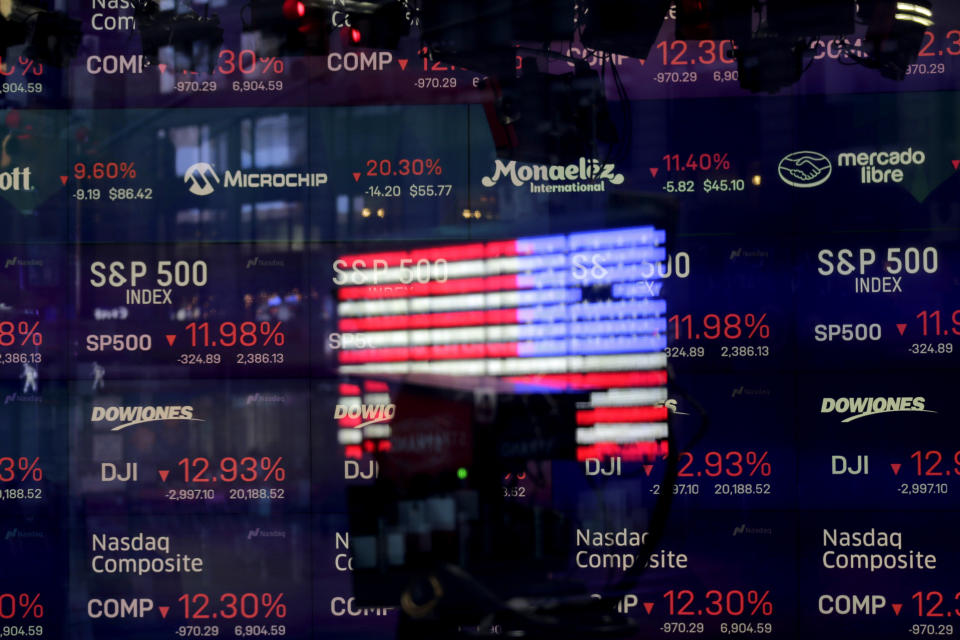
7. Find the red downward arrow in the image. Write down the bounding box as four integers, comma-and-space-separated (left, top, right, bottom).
896, 323, 907, 336
165, 334, 177, 346
352, 172, 361, 182
158, 606, 169, 618
59, 175, 67, 185
892, 603, 902, 616
642, 464, 653, 476
953, 160, 959, 170
397, 59, 408, 70
649, 167, 659, 178
158, 469, 169, 482
890, 463, 901, 475
157, 63, 166, 74
643, 602, 654, 614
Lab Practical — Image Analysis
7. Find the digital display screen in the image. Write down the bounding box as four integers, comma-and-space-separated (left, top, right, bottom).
2, 0, 959, 638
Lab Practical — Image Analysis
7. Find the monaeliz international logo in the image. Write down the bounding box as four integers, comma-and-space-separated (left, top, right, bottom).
481, 158, 624, 193
184, 162, 220, 196
778, 151, 832, 188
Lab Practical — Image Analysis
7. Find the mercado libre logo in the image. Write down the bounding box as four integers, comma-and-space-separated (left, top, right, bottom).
777, 151, 832, 188
481, 158, 624, 193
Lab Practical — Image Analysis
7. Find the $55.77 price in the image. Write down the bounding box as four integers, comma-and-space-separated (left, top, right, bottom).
364, 185, 452, 198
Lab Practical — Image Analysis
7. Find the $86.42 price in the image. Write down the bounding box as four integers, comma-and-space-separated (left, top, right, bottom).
72, 188, 153, 201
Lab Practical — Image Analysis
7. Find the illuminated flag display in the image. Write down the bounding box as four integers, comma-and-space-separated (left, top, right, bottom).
332, 226, 668, 461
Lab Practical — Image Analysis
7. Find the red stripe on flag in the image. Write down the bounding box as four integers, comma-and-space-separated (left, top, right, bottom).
338, 342, 521, 363
577, 441, 668, 462
337, 275, 519, 300
338, 309, 520, 331
339, 243, 498, 268
339, 384, 361, 395
484, 240, 515, 257
505, 371, 667, 390
576, 406, 668, 425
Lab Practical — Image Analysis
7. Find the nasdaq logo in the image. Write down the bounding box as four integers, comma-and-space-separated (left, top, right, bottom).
183, 162, 219, 196
820, 396, 935, 422
732, 524, 772, 537
778, 151, 832, 188
4, 257, 42, 268
247, 528, 286, 540
4, 528, 44, 540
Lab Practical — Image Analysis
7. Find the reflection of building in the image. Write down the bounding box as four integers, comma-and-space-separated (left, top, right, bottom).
75, 105, 493, 245
165, 110, 310, 243
74, 109, 309, 244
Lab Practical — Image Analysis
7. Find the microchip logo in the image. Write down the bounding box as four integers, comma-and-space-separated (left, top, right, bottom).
778, 151, 832, 188
184, 162, 219, 196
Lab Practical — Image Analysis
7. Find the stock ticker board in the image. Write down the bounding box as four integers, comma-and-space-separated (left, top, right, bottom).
1, 0, 960, 639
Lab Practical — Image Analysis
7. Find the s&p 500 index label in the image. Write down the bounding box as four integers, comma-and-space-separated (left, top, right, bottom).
796, 233, 960, 371
74, 243, 308, 379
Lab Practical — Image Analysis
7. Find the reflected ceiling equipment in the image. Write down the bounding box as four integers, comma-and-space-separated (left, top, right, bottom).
242, 0, 331, 56
0, 0, 79, 66
345, 0, 410, 50
484, 58, 617, 165
675, 0, 752, 41
734, 34, 805, 93
134, 1, 224, 71
860, 0, 933, 79
767, 0, 856, 37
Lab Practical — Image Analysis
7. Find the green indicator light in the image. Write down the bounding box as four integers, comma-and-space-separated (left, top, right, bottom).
457, 467, 468, 480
